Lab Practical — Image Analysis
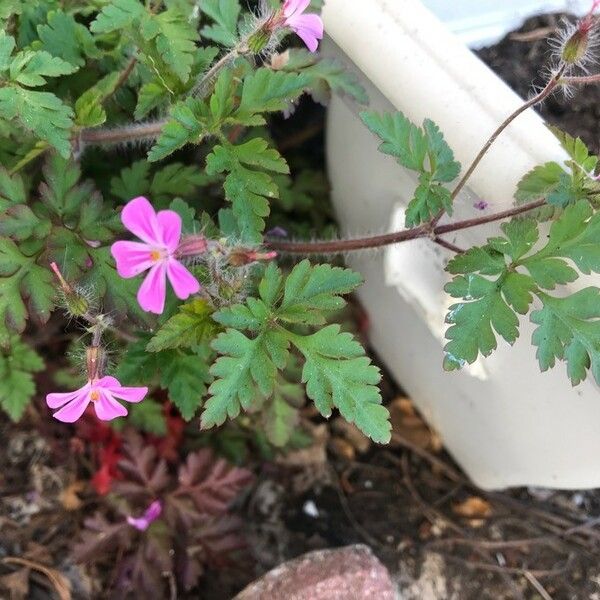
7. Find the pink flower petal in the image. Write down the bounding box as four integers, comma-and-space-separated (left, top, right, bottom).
121, 197, 162, 246
95, 376, 120, 389
138, 262, 167, 314
94, 389, 128, 420
127, 516, 150, 531
287, 13, 323, 52
52, 390, 91, 423
110, 384, 148, 404
283, 0, 311, 18
111, 241, 155, 278
166, 259, 200, 300
156, 210, 182, 253
47, 384, 90, 409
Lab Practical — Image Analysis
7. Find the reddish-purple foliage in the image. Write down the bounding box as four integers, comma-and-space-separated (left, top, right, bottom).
73, 431, 253, 598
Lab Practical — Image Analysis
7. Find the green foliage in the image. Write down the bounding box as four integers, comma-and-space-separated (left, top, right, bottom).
0, 335, 44, 421
444, 201, 600, 383
127, 398, 167, 435
146, 299, 220, 352
361, 111, 461, 226
206, 138, 289, 241
117, 335, 212, 421
200, 0, 241, 46
0, 30, 75, 156
202, 261, 390, 443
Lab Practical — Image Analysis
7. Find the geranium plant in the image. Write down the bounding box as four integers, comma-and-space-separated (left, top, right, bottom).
3, 0, 600, 478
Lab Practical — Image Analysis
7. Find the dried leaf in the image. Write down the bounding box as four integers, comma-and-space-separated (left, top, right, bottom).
60, 481, 85, 511
0, 568, 29, 600
452, 496, 493, 519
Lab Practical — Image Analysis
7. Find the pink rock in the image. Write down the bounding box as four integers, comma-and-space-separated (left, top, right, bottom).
235, 545, 396, 600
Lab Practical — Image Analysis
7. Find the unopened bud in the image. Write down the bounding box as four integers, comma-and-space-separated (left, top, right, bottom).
228, 248, 277, 267
562, 28, 590, 64
247, 27, 272, 53
50, 261, 90, 316
176, 235, 209, 258
86, 345, 107, 381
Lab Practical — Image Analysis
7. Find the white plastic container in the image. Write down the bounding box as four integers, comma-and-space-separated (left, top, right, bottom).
322, 0, 600, 489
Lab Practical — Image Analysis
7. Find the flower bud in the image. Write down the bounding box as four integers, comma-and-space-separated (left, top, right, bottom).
176, 235, 209, 258
50, 261, 91, 316
562, 28, 590, 64
247, 27, 272, 54
228, 248, 277, 267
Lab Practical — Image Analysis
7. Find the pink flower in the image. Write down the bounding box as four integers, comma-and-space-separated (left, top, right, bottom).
282, 0, 324, 52
127, 500, 163, 531
47, 376, 148, 423
111, 197, 200, 314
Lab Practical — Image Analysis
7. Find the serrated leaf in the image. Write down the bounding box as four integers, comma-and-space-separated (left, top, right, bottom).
283, 51, 368, 105
200, 0, 241, 46
206, 139, 288, 241
361, 110, 460, 226
111, 160, 151, 200
9, 49, 76, 86
148, 98, 206, 161
235, 69, 310, 124
532, 289, 600, 385
294, 325, 389, 443
135, 81, 167, 119
151, 163, 212, 201
277, 259, 362, 325
37, 10, 99, 68
147, 299, 219, 352
0, 166, 25, 208
90, 0, 145, 34
443, 274, 522, 369
0, 87, 73, 157
0, 239, 55, 337
551, 127, 598, 173
0, 335, 44, 421
515, 162, 564, 203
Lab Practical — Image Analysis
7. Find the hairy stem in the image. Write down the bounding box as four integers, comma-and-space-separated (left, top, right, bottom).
561, 73, 600, 86
427, 66, 565, 229
266, 198, 546, 255
80, 120, 166, 145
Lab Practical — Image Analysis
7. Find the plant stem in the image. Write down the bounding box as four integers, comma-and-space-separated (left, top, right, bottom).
428, 67, 565, 229
103, 55, 138, 103
450, 68, 564, 202
80, 120, 166, 145
561, 73, 600, 86
433, 237, 465, 253
266, 198, 546, 255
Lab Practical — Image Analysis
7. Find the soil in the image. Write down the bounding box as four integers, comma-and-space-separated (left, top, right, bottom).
3, 12, 600, 600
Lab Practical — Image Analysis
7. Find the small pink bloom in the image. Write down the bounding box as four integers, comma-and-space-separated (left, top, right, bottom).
283, 0, 324, 52
127, 500, 163, 531
47, 376, 148, 423
111, 197, 201, 314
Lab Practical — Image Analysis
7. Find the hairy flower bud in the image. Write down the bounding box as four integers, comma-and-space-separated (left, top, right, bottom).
50, 261, 91, 316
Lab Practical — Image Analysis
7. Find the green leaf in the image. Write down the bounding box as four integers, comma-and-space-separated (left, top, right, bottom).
264, 377, 303, 447
116, 336, 211, 421
152, 9, 198, 83
277, 259, 362, 325
200, 0, 241, 46
37, 10, 99, 68
203, 262, 389, 441
0, 166, 26, 208
0, 335, 44, 421
9, 49, 76, 86
0, 87, 73, 157
522, 201, 600, 287
206, 139, 288, 241
150, 163, 212, 201
294, 325, 389, 443
405, 174, 453, 227
148, 98, 206, 161
361, 110, 460, 226
146, 299, 219, 352
551, 127, 598, 173
135, 81, 167, 119
0, 31, 16, 72
75, 88, 106, 128
283, 51, 368, 105
111, 160, 151, 200
90, 0, 145, 34
443, 274, 522, 370
235, 69, 310, 125
0, 239, 55, 338
515, 162, 564, 203
360, 111, 428, 172
532, 289, 600, 385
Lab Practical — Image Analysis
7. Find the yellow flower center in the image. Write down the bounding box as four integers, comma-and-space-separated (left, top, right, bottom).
90, 390, 100, 402
150, 250, 162, 261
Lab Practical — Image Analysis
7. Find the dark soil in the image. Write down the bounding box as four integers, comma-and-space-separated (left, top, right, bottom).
477, 13, 600, 154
